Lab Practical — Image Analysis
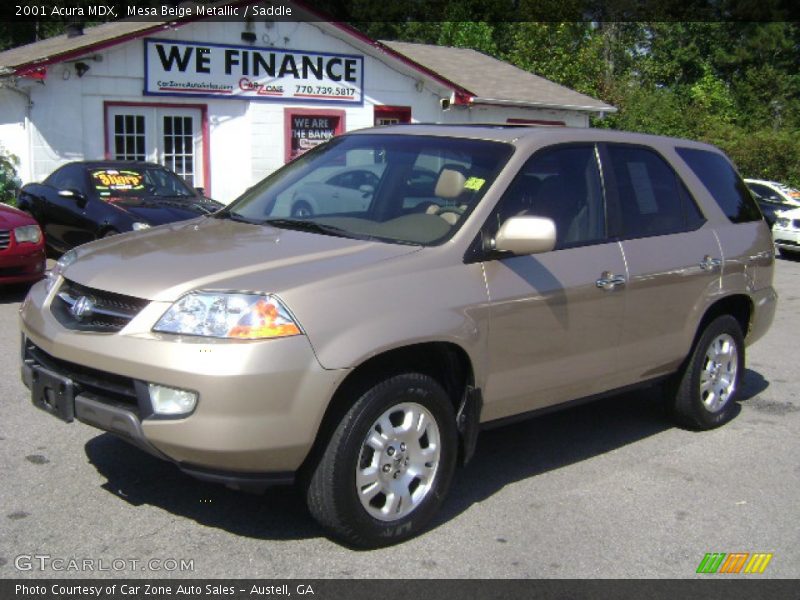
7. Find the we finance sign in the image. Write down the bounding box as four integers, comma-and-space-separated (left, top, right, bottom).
144, 39, 364, 104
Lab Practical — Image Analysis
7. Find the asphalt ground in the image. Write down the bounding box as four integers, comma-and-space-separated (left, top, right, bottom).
1, 256, 798, 579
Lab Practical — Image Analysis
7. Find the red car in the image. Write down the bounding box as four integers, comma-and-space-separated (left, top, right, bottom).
0, 203, 46, 285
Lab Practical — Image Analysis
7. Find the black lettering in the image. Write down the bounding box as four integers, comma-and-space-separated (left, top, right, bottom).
278, 55, 299, 78
196, 47, 211, 73
301, 56, 323, 80
156, 44, 193, 72
325, 58, 343, 81
253, 52, 275, 77
344, 59, 358, 82
224, 49, 240, 75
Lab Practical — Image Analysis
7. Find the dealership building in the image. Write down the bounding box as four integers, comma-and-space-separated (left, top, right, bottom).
0, 7, 615, 202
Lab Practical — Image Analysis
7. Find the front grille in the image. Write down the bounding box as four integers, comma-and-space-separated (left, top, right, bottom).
0, 229, 9, 250
51, 279, 149, 333
25, 341, 141, 411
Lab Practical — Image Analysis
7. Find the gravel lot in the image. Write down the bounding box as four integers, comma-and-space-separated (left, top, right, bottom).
1, 257, 798, 579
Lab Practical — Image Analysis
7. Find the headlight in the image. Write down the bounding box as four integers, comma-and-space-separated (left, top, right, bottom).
45, 249, 78, 293
132, 222, 151, 231
153, 292, 302, 339
14, 224, 42, 245
775, 217, 790, 228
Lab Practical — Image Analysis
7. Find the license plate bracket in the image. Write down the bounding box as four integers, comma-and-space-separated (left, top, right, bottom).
31, 365, 76, 423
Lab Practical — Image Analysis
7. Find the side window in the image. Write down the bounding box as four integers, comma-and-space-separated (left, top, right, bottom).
606, 145, 696, 238
676, 147, 761, 223
46, 166, 84, 192
490, 145, 605, 249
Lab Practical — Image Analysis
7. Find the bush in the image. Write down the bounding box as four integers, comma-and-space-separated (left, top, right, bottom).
0, 145, 21, 206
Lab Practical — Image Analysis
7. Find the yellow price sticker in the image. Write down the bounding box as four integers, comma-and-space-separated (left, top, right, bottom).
464, 177, 485, 191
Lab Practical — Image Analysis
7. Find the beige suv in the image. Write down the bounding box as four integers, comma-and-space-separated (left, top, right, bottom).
20, 126, 776, 547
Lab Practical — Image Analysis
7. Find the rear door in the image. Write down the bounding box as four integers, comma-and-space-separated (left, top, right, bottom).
481, 144, 628, 421
602, 144, 721, 383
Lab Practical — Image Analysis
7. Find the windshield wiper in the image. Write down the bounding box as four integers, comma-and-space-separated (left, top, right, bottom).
264, 218, 358, 239
217, 211, 261, 224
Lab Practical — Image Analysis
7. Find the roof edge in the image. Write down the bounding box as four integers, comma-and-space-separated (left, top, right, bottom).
469, 96, 617, 114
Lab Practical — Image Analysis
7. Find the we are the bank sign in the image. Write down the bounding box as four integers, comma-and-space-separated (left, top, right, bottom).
145, 39, 364, 104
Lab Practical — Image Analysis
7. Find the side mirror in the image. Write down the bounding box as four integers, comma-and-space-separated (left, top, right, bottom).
195, 187, 205, 196
494, 216, 556, 255
359, 184, 375, 197
58, 189, 87, 202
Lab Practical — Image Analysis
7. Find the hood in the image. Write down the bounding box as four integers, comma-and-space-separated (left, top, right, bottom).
112, 196, 221, 225
0, 203, 37, 229
63, 216, 421, 301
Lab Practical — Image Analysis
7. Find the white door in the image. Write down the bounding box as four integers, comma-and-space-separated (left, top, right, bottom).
106, 105, 205, 189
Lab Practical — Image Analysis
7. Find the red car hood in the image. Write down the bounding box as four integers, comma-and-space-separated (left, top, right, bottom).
0, 204, 37, 229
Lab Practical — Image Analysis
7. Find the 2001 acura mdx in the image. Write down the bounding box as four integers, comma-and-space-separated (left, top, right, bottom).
19, 125, 777, 547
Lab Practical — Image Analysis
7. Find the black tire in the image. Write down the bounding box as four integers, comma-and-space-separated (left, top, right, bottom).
305, 373, 457, 548
102, 229, 119, 238
669, 315, 745, 430
290, 201, 313, 218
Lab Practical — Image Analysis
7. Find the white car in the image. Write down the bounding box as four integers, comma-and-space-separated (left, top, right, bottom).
772, 206, 800, 257
287, 165, 384, 217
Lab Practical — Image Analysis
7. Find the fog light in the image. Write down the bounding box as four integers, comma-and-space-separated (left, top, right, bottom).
148, 384, 197, 416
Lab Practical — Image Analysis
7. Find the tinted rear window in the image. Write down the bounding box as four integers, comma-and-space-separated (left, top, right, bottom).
676, 148, 761, 223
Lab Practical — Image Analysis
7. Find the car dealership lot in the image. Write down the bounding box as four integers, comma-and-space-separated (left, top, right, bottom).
1, 258, 798, 579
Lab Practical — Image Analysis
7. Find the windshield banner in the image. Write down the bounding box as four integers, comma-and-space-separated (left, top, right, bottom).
145, 39, 364, 105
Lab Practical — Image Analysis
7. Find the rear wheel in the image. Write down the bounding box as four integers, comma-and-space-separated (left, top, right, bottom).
290, 201, 313, 218
101, 229, 119, 238
305, 373, 457, 548
669, 315, 745, 429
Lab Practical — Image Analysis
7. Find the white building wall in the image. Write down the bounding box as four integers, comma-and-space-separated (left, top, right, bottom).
3, 20, 595, 200
0, 87, 32, 182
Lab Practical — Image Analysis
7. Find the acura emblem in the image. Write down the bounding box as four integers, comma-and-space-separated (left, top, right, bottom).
70, 296, 96, 321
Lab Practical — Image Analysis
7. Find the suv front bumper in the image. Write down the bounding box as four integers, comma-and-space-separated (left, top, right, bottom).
19, 279, 347, 479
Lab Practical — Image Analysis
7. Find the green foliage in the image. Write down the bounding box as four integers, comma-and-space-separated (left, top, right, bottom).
0, 145, 21, 206
370, 20, 800, 186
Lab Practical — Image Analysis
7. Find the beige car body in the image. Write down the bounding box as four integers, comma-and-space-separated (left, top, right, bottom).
20, 126, 777, 485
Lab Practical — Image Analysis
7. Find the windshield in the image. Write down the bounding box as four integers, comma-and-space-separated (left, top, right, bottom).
221, 134, 513, 246
91, 167, 196, 200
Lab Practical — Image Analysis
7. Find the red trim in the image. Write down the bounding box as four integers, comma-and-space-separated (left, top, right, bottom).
102, 101, 211, 192
11, 23, 189, 76
373, 105, 412, 124
284, 108, 345, 164
9, 0, 472, 101
506, 118, 566, 127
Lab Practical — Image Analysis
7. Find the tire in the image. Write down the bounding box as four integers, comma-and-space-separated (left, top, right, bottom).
102, 229, 119, 238
290, 201, 313, 218
669, 315, 745, 430
305, 373, 458, 548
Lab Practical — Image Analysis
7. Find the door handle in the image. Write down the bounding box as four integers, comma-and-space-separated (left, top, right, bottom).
699, 256, 722, 271
596, 272, 626, 291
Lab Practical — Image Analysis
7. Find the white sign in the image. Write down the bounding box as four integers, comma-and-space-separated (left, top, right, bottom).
144, 39, 364, 104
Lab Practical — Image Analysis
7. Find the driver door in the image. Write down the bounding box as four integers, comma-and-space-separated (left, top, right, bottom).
481, 144, 628, 421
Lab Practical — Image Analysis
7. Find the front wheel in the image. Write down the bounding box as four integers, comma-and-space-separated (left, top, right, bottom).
669, 315, 745, 429
305, 373, 457, 548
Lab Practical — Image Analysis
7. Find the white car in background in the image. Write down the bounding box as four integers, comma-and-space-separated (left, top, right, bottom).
772, 206, 800, 257
744, 178, 800, 206
288, 165, 384, 217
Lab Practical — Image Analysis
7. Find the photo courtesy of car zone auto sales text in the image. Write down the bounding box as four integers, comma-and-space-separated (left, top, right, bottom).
0, 1, 798, 598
